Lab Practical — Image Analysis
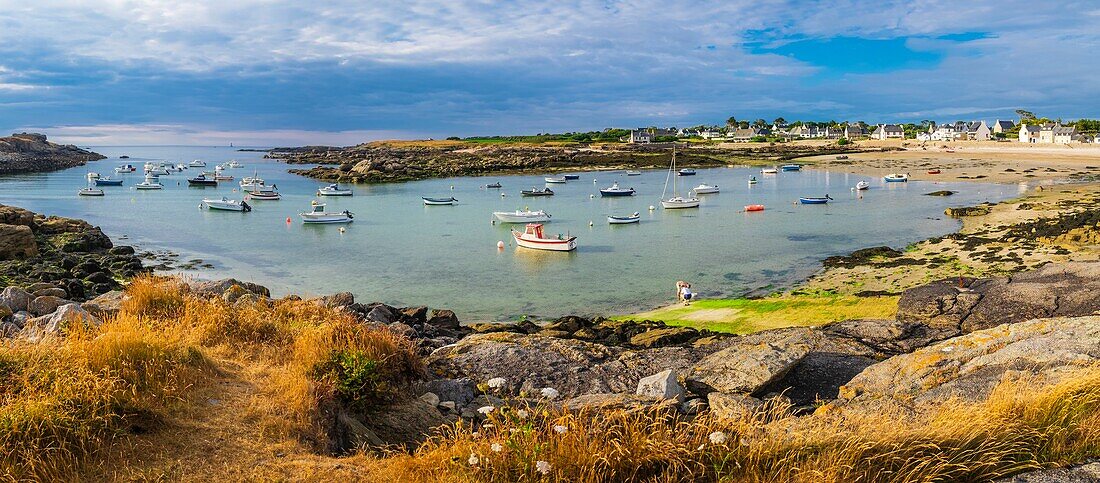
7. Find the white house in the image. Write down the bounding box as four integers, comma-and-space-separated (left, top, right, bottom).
699, 130, 722, 140
966, 121, 991, 141
628, 129, 652, 143
1046, 125, 1078, 144
992, 120, 1015, 134
1019, 123, 1041, 143
872, 124, 905, 140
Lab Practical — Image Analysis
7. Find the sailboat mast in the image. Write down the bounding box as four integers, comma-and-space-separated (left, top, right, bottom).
661, 145, 674, 201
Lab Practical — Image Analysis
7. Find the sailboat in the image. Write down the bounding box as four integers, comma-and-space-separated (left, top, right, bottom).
660, 146, 700, 209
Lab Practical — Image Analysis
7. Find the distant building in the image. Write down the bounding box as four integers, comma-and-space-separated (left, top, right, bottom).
966, 121, 991, 141
1019, 123, 1079, 144
871, 124, 904, 140
1019, 123, 1042, 143
844, 124, 868, 139
731, 128, 764, 142
699, 130, 722, 140
992, 120, 1015, 134
648, 127, 678, 137
928, 121, 989, 141
628, 129, 653, 143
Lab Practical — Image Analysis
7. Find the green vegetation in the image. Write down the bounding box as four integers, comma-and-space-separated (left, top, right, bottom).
462, 129, 631, 144
626, 294, 900, 334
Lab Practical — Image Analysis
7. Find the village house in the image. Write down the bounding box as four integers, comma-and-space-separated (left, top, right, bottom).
1019, 123, 1042, 143
699, 129, 723, 140
647, 127, 678, 137
992, 120, 1015, 135
1019, 123, 1080, 144
627, 129, 652, 143
844, 124, 868, 140
925, 121, 990, 141
871, 124, 904, 140
731, 127, 765, 142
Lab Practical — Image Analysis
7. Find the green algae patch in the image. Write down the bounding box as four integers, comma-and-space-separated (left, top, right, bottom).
623, 294, 899, 334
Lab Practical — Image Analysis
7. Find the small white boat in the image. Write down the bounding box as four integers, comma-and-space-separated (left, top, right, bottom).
300, 201, 353, 223
246, 185, 281, 200
115, 164, 137, 173
239, 176, 265, 190
86, 172, 100, 181
225, 160, 243, 169
761, 167, 778, 174
661, 147, 701, 209
202, 197, 252, 212
213, 168, 234, 181
135, 175, 163, 190
856, 181, 870, 190
748, 176, 758, 185
493, 209, 551, 223
625, 170, 642, 176
422, 196, 457, 205
661, 196, 701, 209
884, 173, 909, 183
693, 183, 719, 194
78, 187, 104, 197
317, 184, 353, 196
512, 223, 576, 252
173, 164, 188, 171
608, 212, 641, 224
544, 176, 567, 184
189, 160, 207, 168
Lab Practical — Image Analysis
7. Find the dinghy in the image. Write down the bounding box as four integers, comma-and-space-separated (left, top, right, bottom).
563, 174, 581, 180
660, 147, 700, 209
927, 169, 941, 175
300, 202, 353, 223
544, 176, 567, 184
520, 187, 554, 197
761, 167, 778, 174
884, 173, 909, 183
317, 184, 353, 196
485, 182, 502, 189
422, 197, 457, 205
625, 170, 642, 176
607, 212, 641, 224
95, 177, 123, 186
744, 204, 765, 212
512, 223, 576, 252
799, 195, 833, 205
239, 175, 265, 190
855, 181, 870, 190
187, 174, 217, 186
246, 186, 281, 200
677, 168, 696, 176
692, 183, 719, 194
781, 164, 802, 172
493, 209, 551, 223
202, 197, 251, 212
599, 182, 635, 197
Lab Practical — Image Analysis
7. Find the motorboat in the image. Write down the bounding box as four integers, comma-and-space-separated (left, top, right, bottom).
884, 173, 909, 183
300, 201, 353, 223
856, 181, 870, 191
625, 170, 642, 176
493, 209, 551, 223
692, 183, 719, 194
661, 147, 700, 209
78, 187, 104, 196
748, 176, 758, 185
94, 177, 123, 186
225, 160, 243, 169
762, 167, 778, 174
189, 160, 207, 168
781, 164, 802, 172
135, 175, 163, 190
239, 176, 265, 190
744, 204, 765, 212
607, 212, 641, 224
144, 163, 170, 176
544, 176, 567, 184
187, 174, 218, 186
799, 195, 833, 205
512, 223, 576, 252
599, 182, 635, 197
86, 172, 100, 181
246, 186, 281, 200
213, 168, 234, 181
115, 164, 137, 173
202, 197, 252, 212
521, 187, 554, 196
173, 164, 188, 171
485, 182, 502, 189
677, 168, 696, 176
563, 174, 581, 180
317, 184, 353, 196
422, 196, 457, 205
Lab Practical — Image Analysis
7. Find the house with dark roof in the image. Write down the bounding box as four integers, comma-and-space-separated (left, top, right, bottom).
628, 129, 653, 143
992, 120, 1015, 134
1019, 123, 1042, 143
871, 124, 904, 140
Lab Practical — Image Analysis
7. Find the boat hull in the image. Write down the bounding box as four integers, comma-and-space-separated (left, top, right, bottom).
884, 177, 908, 183
781, 165, 802, 171
799, 198, 829, 204
744, 204, 765, 212
520, 190, 554, 197
512, 232, 577, 251
135, 184, 162, 190
301, 214, 353, 223
625, 171, 642, 176
493, 212, 551, 223
563, 174, 581, 180
607, 216, 640, 224
188, 179, 217, 186
544, 178, 567, 184
661, 198, 701, 209
78, 189, 104, 196
203, 199, 251, 212
599, 189, 635, 197
677, 170, 696, 176
693, 186, 719, 194
423, 197, 457, 205
95, 179, 123, 186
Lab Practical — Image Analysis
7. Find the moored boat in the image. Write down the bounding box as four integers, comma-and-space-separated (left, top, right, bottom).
625, 170, 642, 176
78, 187, 104, 196
799, 195, 833, 204
661, 147, 700, 209
884, 173, 909, 183
95, 177, 123, 186
520, 187, 554, 196
187, 174, 217, 186
599, 182, 635, 197
189, 159, 206, 167
493, 209, 551, 223
512, 223, 576, 252
239, 176, 265, 190
135, 175, 163, 190
485, 182, 502, 188
677, 168, 696, 176
607, 212, 640, 224
692, 183, 719, 194
563, 174, 581, 180
422, 196, 457, 205
855, 180, 870, 190
836, 155, 849, 160
544, 176, 567, 184
246, 186, 281, 200
748, 176, 757, 185
115, 164, 137, 173
781, 164, 802, 172
317, 184, 353, 196
225, 160, 243, 168
927, 169, 941, 175
761, 167, 778, 174
202, 197, 251, 212
300, 202, 353, 223
86, 172, 100, 181
744, 204, 765, 212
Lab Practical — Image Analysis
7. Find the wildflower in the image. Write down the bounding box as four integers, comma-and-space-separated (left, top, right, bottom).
478, 405, 496, 415
697, 444, 706, 451
491, 443, 503, 453
516, 409, 529, 419
482, 423, 495, 429
540, 387, 559, 399
553, 425, 568, 434
535, 460, 552, 475
468, 453, 480, 466
487, 377, 507, 389
708, 431, 727, 445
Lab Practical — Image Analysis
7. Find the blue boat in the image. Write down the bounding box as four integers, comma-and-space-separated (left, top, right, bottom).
799, 195, 833, 205
781, 164, 802, 172
884, 173, 909, 183
94, 177, 123, 186
563, 174, 581, 180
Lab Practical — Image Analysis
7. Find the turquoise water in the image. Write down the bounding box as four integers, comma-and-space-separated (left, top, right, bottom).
0, 146, 1023, 321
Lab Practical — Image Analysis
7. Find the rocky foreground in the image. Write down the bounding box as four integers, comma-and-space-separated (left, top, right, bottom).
0, 132, 105, 174
274, 140, 864, 183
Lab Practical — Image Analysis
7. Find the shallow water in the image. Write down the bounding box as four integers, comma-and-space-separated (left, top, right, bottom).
0, 146, 1024, 321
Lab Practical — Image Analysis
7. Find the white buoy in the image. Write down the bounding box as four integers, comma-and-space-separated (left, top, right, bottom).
450, 185, 455, 190
648, 205, 656, 211
497, 240, 505, 249
589, 194, 595, 199
588, 221, 594, 226
593, 179, 597, 183
501, 193, 506, 197
339, 227, 346, 233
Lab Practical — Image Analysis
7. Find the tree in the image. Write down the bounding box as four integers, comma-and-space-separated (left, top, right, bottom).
773, 117, 787, 126
726, 116, 737, 128
752, 119, 767, 128
1015, 109, 1036, 122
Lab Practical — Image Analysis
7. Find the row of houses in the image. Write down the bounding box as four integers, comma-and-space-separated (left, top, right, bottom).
1018, 123, 1090, 143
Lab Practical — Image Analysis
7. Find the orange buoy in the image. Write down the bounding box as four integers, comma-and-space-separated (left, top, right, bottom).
745, 204, 765, 212
286, 217, 292, 223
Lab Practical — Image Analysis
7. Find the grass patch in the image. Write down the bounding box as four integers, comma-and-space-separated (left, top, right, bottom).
626, 294, 899, 334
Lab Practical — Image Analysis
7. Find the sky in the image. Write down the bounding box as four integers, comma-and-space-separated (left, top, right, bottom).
0, 1, 1098, 146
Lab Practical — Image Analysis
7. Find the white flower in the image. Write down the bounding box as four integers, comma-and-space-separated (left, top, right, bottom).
535, 460, 552, 475
540, 387, 559, 399
697, 444, 706, 451
468, 453, 480, 466
478, 405, 496, 415
516, 409, 529, 420
553, 425, 568, 434
491, 443, 503, 453
482, 423, 495, 429
708, 431, 727, 445
487, 377, 507, 389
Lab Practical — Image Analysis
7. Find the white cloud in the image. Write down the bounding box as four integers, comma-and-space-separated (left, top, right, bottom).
14, 123, 424, 146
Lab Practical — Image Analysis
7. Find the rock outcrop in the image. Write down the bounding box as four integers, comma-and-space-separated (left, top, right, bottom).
0, 133, 105, 174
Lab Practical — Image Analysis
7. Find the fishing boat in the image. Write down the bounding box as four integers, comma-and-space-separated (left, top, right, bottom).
692, 183, 719, 194
422, 196, 457, 205
144, 163, 170, 176
493, 209, 551, 223
781, 164, 802, 172
761, 167, 778, 174
748, 176, 758, 185
799, 195, 833, 205
744, 204, 765, 212
300, 202, 353, 223
563, 174, 581, 180
187, 174, 217, 186
512, 223, 576, 252
607, 212, 641, 224
625, 170, 642, 176
86, 172, 100, 181
660, 147, 700, 209
855, 180, 870, 191
544, 176, 567, 184
520, 187, 554, 197
246, 186, 281, 200
884, 173, 909, 183
189, 159, 206, 168
239, 175, 265, 190
485, 182, 502, 189
202, 197, 251, 212
927, 169, 941, 175
135, 175, 163, 190
677, 168, 696, 176
599, 182, 635, 197
213, 168, 234, 181
95, 177, 123, 186
78, 185, 104, 196
317, 184, 353, 196
115, 164, 137, 173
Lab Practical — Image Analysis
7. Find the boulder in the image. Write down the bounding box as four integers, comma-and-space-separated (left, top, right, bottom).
686, 328, 817, 395
359, 398, 448, 449
420, 378, 478, 408
400, 306, 428, 324
26, 282, 59, 293
322, 291, 355, 308
364, 304, 396, 324
28, 295, 69, 316
0, 224, 37, 259
190, 278, 270, 299
32, 287, 67, 298
22, 303, 101, 340
82, 290, 126, 318
418, 392, 440, 408
0, 303, 11, 320
629, 326, 698, 348
426, 309, 459, 330
0, 206, 36, 227
635, 369, 685, 402
995, 462, 1100, 482
0, 286, 32, 312
707, 392, 764, 420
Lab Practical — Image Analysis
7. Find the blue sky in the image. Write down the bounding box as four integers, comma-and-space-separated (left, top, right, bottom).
1, 0, 1098, 145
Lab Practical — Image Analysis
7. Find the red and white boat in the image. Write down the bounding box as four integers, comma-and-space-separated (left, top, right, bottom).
511, 223, 576, 252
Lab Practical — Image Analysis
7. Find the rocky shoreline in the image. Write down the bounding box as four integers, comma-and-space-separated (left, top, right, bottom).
0, 132, 105, 174
273, 140, 866, 184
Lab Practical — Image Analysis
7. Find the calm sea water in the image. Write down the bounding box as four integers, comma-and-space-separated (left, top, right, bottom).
0, 146, 1024, 321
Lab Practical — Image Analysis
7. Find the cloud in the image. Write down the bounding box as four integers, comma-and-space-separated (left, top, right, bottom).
13, 123, 422, 146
